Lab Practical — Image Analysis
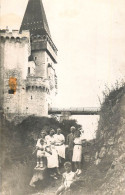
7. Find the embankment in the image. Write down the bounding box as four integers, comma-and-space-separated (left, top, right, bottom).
83, 85, 125, 195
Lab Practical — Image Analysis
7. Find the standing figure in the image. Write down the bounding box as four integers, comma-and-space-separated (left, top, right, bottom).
45, 129, 59, 178
66, 126, 76, 162
72, 130, 84, 175
54, 128, 65, 163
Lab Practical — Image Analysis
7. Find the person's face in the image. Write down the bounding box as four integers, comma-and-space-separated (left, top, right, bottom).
50, 129, 55, 136
75, 131, 81, 137
70, 127, 75, 133
40, 140, 44, 145
64, 165, 71, 173
41, 131, 46, 138
57, 128, 61, 134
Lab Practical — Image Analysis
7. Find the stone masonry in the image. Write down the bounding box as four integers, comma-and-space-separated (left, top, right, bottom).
0, 0, 57, 122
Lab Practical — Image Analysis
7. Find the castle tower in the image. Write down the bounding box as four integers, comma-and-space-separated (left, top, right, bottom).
20, 0, 58, 116
0, 0, 57, 121
0, 30, 30, 118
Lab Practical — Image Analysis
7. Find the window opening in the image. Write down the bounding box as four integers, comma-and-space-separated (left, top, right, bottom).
8, 89, 14, 94
28, 67, 30, 74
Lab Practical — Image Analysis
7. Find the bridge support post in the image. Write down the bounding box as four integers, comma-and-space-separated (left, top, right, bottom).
60, 111, 71, 122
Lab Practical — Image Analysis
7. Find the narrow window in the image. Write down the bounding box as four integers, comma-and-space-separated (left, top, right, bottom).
28, 67, 30, 74
8, 89, 14, 94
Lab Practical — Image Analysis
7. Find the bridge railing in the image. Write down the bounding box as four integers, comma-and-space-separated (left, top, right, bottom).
48, 107, 100, 112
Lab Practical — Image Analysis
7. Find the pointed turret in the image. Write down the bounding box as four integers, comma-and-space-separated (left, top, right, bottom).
20, 0, 57, 63
20, 0, 51, 38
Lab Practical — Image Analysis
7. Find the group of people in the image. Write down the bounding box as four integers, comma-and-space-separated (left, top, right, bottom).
32, 126, 85, 194
34, 128, 65, 173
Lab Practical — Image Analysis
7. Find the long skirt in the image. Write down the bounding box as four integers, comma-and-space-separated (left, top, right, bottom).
72, 145, 82, 162
46, 148, 59, 168
55, 144, 65, 159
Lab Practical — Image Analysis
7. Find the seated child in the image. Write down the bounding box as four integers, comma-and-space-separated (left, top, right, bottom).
35, 138, 52, 168
56, 162, 77, 195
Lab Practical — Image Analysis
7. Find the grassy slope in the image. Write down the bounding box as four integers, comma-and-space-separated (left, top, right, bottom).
81, 85, 125, 195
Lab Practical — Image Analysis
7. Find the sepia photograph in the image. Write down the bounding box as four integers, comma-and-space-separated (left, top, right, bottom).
0, 0, 125, 194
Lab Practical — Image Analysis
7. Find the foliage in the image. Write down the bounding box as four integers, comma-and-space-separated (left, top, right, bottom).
0, 115, 81, 166
0, 115, 81, 194
59, 119, 81, 137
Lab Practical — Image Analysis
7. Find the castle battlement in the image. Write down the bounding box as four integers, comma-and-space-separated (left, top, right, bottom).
0, 29, 30, 43
26, 77, 50, 93
0, 0, 57, 121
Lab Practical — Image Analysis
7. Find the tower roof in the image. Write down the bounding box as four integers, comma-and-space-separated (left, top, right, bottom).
20, 0, 51, 38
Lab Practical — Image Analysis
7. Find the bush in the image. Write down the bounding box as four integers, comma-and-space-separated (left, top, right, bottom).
0, 115, 81, 194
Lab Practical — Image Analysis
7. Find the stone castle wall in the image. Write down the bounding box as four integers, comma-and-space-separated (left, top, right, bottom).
0, 30, 30, 116
0, 29, 56, 121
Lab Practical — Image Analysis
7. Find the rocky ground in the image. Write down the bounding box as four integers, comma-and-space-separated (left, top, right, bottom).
77, 85, 125, 195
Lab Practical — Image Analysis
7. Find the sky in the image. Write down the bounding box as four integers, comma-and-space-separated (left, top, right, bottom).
0, 0, 125, 139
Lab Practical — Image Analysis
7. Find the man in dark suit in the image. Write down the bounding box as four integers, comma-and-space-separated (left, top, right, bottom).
66, 126, 76, 162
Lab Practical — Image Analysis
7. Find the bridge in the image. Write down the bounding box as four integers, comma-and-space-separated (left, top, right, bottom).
48, 107, 100, 115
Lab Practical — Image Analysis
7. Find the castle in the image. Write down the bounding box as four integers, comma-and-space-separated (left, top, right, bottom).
0, 0, 57, 121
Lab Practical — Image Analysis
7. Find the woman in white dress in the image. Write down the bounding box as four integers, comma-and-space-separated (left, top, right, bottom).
54, 128, 65, 162
72, 130, 84, 175
45, 129, 59, 178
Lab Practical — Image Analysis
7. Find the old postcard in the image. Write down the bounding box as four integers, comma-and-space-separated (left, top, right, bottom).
0, 0, 125, 195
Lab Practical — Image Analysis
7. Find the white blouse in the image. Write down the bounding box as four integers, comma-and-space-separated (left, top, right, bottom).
54, 134, 65, 145
45, 135, 55, 146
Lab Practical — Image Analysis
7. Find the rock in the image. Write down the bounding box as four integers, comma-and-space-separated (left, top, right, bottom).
95, 158, 101, 165
29, 167, 47, 187
107, 138, 114, 146
119, 153, 125, 162
118, 137, 124, 144
99, 147, 106, 158
107, 146, 114, 156
118, 143, 125, 152
95, 152, 98, 159
84, 154, 91, 162
120, 117, 125, 125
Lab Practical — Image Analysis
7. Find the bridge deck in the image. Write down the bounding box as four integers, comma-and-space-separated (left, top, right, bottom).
48, 107, 100, 115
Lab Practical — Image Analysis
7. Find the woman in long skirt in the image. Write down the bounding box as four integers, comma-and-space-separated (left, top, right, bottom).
45, 129, 59, 178
72, 130, 84, 175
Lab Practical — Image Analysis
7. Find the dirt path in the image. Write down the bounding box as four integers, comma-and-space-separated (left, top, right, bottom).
31, 188, 56, 195
30, 176, 61, 195
30, 176, 87, 195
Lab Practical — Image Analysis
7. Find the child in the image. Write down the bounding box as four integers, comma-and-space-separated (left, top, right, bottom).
35, 138, 51, 168
56, 162, 77, 195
